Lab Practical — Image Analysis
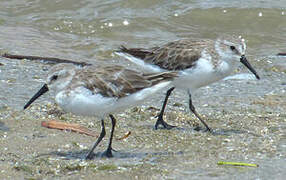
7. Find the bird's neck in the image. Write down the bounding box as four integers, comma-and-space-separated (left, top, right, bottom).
215, 58, 238, 78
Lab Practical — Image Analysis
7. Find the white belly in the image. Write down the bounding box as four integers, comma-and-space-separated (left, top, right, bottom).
55, 81, 171, 118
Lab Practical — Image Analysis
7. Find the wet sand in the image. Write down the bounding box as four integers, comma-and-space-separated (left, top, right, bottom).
0, 57, 285, 179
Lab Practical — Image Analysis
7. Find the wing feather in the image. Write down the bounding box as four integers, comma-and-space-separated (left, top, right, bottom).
69, 65, 177, 98
118, 39, 214, 71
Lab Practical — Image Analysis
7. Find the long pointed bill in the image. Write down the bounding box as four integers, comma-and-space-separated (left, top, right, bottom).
240, 55, 260, 80
24, 84, 49, 109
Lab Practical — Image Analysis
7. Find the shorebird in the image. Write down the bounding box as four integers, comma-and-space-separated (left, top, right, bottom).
115, 35, 260, 131
24, 63, 177, 159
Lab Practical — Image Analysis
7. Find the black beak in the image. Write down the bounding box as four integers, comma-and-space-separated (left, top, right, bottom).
240, 55, 260, 80
24, 84, 49, 109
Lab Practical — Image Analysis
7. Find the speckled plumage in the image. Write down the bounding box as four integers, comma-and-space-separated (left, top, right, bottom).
67, 64, 177, 98
25, 63, 178, 117
118, 35, 246, 71
121, 39, 210, 70
24, 63, 178, 158
116, 35, 260, 130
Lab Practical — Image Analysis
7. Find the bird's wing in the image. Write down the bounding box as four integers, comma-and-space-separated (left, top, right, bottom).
118, 39, 212, 71
69, 65, 177, 98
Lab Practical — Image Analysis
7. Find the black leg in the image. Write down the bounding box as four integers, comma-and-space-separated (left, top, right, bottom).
101, 114, 116, 158
86, 119, 106, 160
188, 92, 212, 132
155, 87, 176, 130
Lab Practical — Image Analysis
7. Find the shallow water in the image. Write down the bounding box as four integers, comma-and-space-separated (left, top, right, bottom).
0, 0, 286, 179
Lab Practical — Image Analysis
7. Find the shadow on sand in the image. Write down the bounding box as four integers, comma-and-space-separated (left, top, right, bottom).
149, 124, 260, 137
36, 149, 184, 160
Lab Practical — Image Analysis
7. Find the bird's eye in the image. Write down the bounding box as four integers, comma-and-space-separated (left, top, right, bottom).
230, 46, 236, 51
51, 75, 58, 81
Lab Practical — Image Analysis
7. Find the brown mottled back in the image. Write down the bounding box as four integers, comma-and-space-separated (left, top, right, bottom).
69, 65, 177, 98
119, 39, 215, 71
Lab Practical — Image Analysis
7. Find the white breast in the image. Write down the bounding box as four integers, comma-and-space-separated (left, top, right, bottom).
55, 87, 117, 118
172, 55, 235, 92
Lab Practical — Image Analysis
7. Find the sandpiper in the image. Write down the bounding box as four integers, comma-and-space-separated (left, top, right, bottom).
24, 63, 177, 159
115, 35, 260, 131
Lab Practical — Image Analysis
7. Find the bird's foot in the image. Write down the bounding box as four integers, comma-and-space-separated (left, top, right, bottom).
194, 126, 213, 133
155, 116, 176, 130
101, 147, 113, 158
85, 151, 96, 160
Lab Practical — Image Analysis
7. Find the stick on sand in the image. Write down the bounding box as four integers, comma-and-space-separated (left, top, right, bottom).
2, 53, 91, 66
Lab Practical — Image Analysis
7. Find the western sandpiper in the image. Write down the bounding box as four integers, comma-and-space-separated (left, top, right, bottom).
116, 35, 260, 131
23, 63, 177, 159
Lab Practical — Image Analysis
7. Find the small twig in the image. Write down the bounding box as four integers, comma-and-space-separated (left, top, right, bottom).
41, 120, 131, 141
217, 161, 259, 167
1, 53, 91, 66
41, 120, 97, 137
116, 131, 131, 140
277, 52, 286, 56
